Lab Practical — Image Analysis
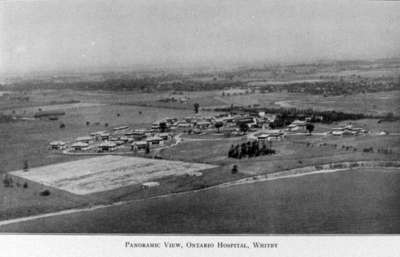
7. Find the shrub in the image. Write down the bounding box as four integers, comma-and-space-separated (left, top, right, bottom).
232, 165, 238, 174
23, 160, 29, 172
3, 175, 10, 187
40, 190, 50, 196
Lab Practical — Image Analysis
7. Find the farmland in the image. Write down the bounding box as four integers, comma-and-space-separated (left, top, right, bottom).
1, 168, 399, 233
0, 59, 399, 233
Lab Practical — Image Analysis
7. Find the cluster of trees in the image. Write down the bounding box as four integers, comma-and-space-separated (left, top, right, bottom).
3, 78, 245, 93
2, 175, 14, 187
228, 141, 275, 159
378, 112, 400, 122
215, 106, 370, 127
257, 78, 399, 96
268, 110, 366, 128
3, 174, 28, 188
0, 113, 13, 123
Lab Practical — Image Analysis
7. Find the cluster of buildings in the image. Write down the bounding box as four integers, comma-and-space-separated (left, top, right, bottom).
330, 124, 367, 136
48, 110, 369, 155
256, 130, 285, 142
49, 126, 173, 153
48, 112, 280, 154
158, 95, 190, 104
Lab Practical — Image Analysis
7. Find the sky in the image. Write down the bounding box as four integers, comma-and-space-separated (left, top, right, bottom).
1, 0, 400, 74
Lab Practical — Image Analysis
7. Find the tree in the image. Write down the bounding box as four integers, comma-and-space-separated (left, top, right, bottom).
231, 165, 238, 174
228, 144, 235, 158
159, 122, 168, 132
238, 122, 249, 133
23, 160, 29, 172
59, 123, 65, 129
105, 123, 109, 127
240, 143, 248, 157
214, 121, 224, 133
86, 121, 90, 126
3, 175, 10, 187
194, 103, 200, 114
306, 123, 315, 135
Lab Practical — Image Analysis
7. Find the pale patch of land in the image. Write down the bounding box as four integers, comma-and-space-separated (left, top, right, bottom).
10, 156, 217, 195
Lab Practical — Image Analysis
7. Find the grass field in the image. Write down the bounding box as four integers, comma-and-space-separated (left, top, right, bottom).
216, 90, 400, 115
1, 168, 399, 233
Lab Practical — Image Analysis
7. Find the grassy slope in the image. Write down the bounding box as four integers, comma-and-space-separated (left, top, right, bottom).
2, 169, 399, 233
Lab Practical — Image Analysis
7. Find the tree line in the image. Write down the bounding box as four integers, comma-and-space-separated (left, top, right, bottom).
215, 106, 374, 127
228, 141, 275, 159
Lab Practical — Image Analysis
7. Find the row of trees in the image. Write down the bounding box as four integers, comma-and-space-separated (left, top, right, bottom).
257, 78, 399, 96
228, 141, 275, 159
214, 106, 371, 127
2, 78, 245, 93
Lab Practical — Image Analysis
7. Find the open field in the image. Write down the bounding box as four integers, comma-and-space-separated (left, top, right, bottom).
216, 90, 400, 115
2, 168, 399, 233
0, 172, 90, 221
10, 156, 217, 195
1, 84, 399, 231
0, 103, 213, 172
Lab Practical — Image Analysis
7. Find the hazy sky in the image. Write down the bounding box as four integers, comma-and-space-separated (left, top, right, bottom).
1, 0, 400, 74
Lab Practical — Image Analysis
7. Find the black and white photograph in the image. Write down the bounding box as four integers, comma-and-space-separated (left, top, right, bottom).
0, 0, 400, 253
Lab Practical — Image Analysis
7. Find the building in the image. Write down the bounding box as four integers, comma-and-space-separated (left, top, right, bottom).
142, 181, 160, 189
34, 110, 65, 119
257, 130, 284, 141
152, 119, 173, 130
146, 136, 164, 146
196, 121, 211, 129
119, 136, 132, 143
49, 141, 66, 150
131, 141, 148, 151
257, 134, 283, 141
113, 126, 129, 131
71, 142, 89, 151
157, 133, 172, 141
98, 141, 117, 152
90, 131, 107, 137
75, 136, 92, 143
331, 125, 367, 136
177, 122, 192, 128
99, 132, 110, 140
222, 88, 248, 96
288, 120, 307, 131
90, 131, 110, 141
331, 129, 345, 136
